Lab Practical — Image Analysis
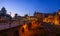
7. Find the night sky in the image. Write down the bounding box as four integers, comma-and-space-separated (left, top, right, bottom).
0, 0, 60, 17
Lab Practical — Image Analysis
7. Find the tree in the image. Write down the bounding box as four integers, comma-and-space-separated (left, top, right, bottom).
25, 14, 28, 17
0, 7, 7, 15
14, 13, 18, 19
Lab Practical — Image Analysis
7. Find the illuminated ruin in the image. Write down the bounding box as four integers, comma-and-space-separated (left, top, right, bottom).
34, 10, 60, 26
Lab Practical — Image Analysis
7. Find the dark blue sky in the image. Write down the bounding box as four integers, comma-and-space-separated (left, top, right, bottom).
0, 0, 60, 16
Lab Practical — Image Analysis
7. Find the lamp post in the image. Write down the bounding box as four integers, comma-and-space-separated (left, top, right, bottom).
9, 12, 12, 27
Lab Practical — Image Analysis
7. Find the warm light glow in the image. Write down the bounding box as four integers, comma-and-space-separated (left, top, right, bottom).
58, 12, 60, 14
22, 24, 28, 31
